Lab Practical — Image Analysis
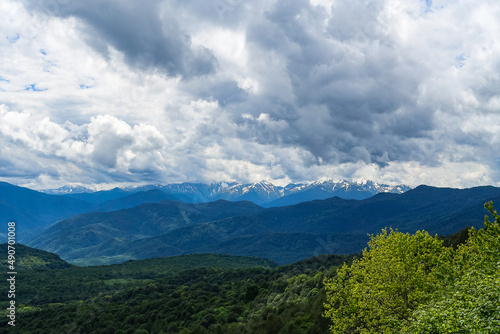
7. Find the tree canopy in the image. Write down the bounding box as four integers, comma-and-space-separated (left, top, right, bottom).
324, 201, 500, 334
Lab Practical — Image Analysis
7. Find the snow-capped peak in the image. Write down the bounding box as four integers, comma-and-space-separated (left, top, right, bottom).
42, 179, 412, 205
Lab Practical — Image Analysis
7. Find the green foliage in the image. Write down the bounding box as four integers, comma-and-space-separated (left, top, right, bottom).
0, 252, 275, 306
438, 226, 471, 249
0, 244, 73, 271
1, 248, 353, 333
403, 201, 500, 333
324, 229, 443, 333
464, 201, 500, 273
403, 269, 500, 333
324, 201, 500, 334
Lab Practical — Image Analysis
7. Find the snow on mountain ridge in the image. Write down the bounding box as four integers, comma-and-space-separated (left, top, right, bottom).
42, 179, 412, 204
40, 185, 97, 194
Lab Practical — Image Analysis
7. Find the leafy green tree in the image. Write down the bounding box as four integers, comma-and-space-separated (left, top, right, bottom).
403, 202, 500, 333
324, 229, 444, 333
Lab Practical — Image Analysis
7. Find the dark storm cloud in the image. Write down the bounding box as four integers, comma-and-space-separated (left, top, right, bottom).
241, 0, 437, 166
27, 0, 218, 77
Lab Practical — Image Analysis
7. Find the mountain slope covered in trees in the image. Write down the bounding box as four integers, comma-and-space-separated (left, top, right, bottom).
28, 185, 500, 265
1, 245, 352, 334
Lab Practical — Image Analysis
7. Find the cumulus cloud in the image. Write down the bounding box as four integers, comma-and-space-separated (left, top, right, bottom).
0, 105, 171, 184
1, 0, 500, 189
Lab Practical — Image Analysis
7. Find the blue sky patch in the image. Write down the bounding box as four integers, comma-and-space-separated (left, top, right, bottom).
455, 54, 468, 68
7, 33, 20, 44
25, 84, 47, 92
422, 0, 432, 12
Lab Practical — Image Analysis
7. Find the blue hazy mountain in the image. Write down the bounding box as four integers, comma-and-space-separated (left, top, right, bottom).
28, 185, 500, 265
90, 189, 184, 212
27, 199, 265, 265
0, 183, 191, 243
57, 187, 135, 204
42, 179, 411, 206
0, 181, 93, 242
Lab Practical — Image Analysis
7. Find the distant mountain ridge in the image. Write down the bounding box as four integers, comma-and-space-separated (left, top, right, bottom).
0, 179, 409, 245
40, 185, 97, 195
0, 182, 93, 242
28, 185, 500, 265
42, 179, 412, 206
27, 199, 266, 265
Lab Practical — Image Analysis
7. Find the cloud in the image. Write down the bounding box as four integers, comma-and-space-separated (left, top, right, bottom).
0, 105, 172, 184
24, 0, 218, 78
1, 0, 500, 189
240, 0, 500, 169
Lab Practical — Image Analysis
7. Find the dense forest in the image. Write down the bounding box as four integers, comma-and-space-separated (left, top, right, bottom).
1, 250, 353, 333
1, 202, 499, 333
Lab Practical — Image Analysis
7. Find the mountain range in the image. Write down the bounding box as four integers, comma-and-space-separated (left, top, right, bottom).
42, 179, 411, 206
4, 179, 408, 243
4, 179, 500, 266
28, 185, 500, 265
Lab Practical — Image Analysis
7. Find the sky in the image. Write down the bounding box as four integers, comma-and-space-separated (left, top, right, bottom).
0, 0, 499, 190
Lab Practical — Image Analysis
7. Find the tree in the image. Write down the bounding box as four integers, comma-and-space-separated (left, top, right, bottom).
323, 229, 444, 333
403, 202, 500, 333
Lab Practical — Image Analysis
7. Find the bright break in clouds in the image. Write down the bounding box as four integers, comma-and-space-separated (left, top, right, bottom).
0, 0, 499, 189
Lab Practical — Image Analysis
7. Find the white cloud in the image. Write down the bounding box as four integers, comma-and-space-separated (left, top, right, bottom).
1, 0, 500, 189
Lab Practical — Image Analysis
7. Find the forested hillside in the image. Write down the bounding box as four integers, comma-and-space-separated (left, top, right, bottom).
1, 249, 353, 333
28, 185, 500, 266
